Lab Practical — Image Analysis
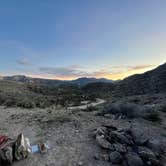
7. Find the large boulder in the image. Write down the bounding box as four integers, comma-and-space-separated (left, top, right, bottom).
109, 151, 123, 164
125, 152, 143, 166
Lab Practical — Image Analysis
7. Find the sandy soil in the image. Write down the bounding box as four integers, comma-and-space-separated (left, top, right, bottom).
0, 106, 165, 166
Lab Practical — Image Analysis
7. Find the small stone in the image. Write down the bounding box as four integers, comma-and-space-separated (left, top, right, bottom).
130, 127, 149, 145
113, 143, 126, 154
109, 151, 123, 164
77, 161, 83, 166
94, 127, 107, 136
147, 139, 162, 154
111, 131, 133, 145
125, 152, 143, 166
149, 158, 161, 166
101, 153, 110, 161
96, 135, 111, 149
138, 146, 156, 160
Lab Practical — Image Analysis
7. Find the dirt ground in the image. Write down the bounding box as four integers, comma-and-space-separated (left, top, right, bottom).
0, 106, 166, 166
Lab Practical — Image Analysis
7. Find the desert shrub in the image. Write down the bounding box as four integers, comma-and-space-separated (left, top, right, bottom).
143, 111, 161, 123
103, 102, 141, 118
52, 110, 71, 123
16, 99, 35, 108
4, 98, 16, 107
103, 102, 154, 119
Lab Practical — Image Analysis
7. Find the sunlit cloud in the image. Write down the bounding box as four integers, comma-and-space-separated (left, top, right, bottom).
38, 64, 157, 80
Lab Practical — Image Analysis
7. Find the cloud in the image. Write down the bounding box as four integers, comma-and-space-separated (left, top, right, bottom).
39, 63, 156, 80
127, 64, 156, 71
39, 66, 110, 79
17, 58, 32, 65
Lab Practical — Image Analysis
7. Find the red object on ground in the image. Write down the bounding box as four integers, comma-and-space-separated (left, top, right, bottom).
0, 135, 9, 149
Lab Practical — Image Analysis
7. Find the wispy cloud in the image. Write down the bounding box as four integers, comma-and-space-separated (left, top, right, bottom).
17, 57, 33, 66
39, 65, 110, 79
127, 64, 156, 71
39, 63, 156, 80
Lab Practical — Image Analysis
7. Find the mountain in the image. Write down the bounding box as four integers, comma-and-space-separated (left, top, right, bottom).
3, 75, 64, 86
70, 77, 113, 86
2, 75, 113, 86
83, 63, 166, 97
114, 62, 166, 96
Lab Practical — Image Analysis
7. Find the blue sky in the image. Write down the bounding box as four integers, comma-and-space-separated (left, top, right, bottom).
0, 0, 166, 80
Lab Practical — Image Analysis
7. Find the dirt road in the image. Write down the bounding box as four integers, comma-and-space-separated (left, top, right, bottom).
68, 98, 106, 110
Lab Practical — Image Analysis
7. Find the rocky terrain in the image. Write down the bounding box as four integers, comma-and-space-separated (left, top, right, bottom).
0, 63, 166, 166
94, 125, 166, 165
0, 101, 165, 166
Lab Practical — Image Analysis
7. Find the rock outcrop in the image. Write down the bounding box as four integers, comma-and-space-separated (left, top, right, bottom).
93, 125, 165, 166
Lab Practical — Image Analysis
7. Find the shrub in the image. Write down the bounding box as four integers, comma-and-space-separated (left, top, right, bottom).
4, 98, 16, 107
103, 102, 155, 119
17, 99, 35, 108
103, 102, 142, 118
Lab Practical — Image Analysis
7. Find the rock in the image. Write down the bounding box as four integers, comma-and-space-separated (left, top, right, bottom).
77, 161, 83, 166
147, 139, 162, 154
94, 153, 100, 160
94, 127, 107, 137
130, 127, 149, 145
135, 135, 149, 146
109, 151, 123, 164
111, 131, 133, 145
96, 135, 111, 149
101, 153, 110, 161
113, 143, 126, 154
125, 152, 143, 166
94, 153, 109, 161
138, 146, 156, 160
148, 158, 161, 166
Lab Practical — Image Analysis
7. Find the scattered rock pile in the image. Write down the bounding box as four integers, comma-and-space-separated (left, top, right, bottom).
93, 125, 165, 166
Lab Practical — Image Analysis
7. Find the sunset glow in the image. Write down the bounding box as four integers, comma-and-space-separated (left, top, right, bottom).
0, 1, 165, 80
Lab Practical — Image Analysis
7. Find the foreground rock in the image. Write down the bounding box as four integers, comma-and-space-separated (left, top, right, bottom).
93, 125, 165, 166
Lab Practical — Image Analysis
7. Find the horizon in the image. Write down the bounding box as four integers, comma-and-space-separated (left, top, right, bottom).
0, 1, 166, 80
1, 62, 165, 81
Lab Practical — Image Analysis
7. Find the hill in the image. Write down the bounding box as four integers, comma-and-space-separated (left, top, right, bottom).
70, 77, 113, 86
114, 62, 166, 96
83, 63, 166, 97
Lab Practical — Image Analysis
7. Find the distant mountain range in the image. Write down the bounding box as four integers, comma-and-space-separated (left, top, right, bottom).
2, 75, 113, 86
1, 62, 166, 97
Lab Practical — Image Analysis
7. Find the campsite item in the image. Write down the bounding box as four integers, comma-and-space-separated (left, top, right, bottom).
0, 135, 9, 149
0, 135, 13, 166
31, 142, 50, 154
31, 145, 39, 153
14, 133, 31, 161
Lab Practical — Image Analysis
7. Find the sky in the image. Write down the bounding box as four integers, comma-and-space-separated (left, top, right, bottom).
0, 0, 166, 80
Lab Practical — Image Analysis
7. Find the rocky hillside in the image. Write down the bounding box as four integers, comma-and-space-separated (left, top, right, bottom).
114, 63, 166, 96
83, 63, 166, 97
